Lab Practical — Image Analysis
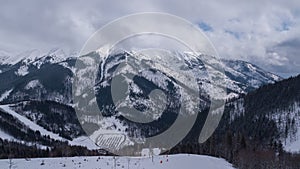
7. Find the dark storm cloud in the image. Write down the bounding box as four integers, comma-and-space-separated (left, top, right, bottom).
267, 38, 300, 75
277, 38, 300, 48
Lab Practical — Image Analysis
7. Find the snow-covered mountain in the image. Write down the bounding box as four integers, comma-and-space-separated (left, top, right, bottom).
1, 48, 300, 168
225, 75, 300, 152
0, 49, 281, 105
0, 49, 76, 104
222, 59, 281, 92
0, 50, 282, 138
0, 48, 74, 66
0, 49, 283, 148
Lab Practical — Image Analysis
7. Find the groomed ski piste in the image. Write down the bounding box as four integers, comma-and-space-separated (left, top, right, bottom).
0, 154, 236, 169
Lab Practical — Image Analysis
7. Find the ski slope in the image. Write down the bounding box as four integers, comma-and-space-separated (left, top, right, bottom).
0, 129, 14, 140
0, 154, 235, 169
0, 105, 98, 150
0, 105, 64, 141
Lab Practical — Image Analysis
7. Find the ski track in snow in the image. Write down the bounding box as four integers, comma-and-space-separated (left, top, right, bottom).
0, 105, 65, 141
0, 89, 13, 101
0, 154, 236, 169
0, 129, 14, 140
0, 105, 99, 150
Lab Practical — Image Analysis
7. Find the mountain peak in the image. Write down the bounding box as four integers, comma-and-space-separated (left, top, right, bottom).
221, 59, 282, 89
0, 48, 75, 66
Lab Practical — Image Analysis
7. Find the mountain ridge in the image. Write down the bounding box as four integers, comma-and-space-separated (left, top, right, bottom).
0, 49, 281, 104
0, 50, 299, 168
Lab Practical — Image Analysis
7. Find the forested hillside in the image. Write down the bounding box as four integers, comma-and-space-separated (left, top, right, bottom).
170, 75, 300, 169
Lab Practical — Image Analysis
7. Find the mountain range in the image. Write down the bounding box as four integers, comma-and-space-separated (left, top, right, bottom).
0, 49, 281, 104
0, 49, 299, 168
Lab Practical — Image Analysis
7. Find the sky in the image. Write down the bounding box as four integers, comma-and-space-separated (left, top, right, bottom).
0, 0, 299, 77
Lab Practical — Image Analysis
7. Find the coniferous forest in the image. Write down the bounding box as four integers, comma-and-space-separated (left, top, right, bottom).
0, 75, 299, 169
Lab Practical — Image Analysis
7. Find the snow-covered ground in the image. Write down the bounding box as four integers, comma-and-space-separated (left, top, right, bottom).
0, 129, 14, 140
0, 105, 64, 141
270, 102, 300, 153
0, 154, 235, 169
283, 105, 300, 153
0, 89, 13, 102
0, 105, 99, 150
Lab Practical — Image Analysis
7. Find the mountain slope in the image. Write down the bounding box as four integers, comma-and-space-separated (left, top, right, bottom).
0, 49, 298, 169
0, 50, 281, 106
0, 49, 283, 148
222, 59, 281, 91
224, 74, 300, 152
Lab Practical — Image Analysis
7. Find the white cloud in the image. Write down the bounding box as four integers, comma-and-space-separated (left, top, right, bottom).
0, 0, 299, 76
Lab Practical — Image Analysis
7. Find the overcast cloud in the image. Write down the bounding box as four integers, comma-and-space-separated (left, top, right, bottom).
0, 0, 299, 77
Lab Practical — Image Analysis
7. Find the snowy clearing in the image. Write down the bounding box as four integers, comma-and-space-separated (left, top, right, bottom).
0, 154, 235, 169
